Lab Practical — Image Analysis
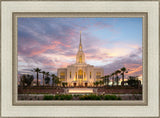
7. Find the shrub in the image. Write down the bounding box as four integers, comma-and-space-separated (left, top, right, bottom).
64, 95, 72, 100
43, 94, 121, 100
104, 95, 121, 100
73, 94, 80, 97
20, 74, 34, 87
54, 95, 59, 100
43, 95, 53, 100
54, 95, 73, 100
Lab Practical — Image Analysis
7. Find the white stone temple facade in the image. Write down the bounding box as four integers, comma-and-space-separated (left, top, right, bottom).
57, 32, 104, 87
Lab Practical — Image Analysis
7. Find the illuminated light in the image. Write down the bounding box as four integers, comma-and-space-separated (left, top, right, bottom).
60, 72, 65, 80
96, 72, 101, 79
79, 55, 82, 63
68, 88, 93, 93
74, 77, 76, 81
70, 72, 71, 78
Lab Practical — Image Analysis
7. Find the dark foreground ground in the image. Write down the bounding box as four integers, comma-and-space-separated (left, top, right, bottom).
18, 86, 142, 100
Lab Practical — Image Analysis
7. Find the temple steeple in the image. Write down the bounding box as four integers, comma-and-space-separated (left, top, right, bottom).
76, 31, 85, 64
79, 31, 83, 51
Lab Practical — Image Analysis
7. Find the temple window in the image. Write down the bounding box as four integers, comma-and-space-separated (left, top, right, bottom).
96, 72, 101, 79
78, 70, 83, 79
84, 72, 86, 80
75, 72, 77, 81
79, 55, 82, 63
60, 72, 65, 81
90, 72, 91, 78
70, 72, 71, 78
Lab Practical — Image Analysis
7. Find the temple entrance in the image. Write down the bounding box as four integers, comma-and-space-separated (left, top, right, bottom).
85, 83, 88, 87
79, 79, 83, 87
78, 69, 83, 87
78, 69, 83, 79
74, 83, 76, 87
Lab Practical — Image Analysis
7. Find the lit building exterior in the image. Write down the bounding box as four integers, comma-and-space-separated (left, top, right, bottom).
57, 32, 104, 87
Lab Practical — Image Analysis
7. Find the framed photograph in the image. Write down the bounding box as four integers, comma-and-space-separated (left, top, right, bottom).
1, 0, 159, 118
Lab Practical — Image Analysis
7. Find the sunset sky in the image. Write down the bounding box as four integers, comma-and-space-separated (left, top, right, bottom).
18, 17, 142, 82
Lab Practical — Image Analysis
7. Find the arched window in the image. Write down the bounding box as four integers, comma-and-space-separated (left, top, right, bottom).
84, 72, 86, 81
70, 72, 71, 78
74, 72, 77, 81
78, 70, 83, 79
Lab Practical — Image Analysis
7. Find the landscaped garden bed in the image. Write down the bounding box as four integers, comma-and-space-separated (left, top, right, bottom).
43, 94, 121, 100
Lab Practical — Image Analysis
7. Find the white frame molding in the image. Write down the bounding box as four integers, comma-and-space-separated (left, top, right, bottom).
1, 1, 159, 118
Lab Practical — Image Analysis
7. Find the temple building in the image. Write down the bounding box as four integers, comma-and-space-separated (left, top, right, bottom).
57, 32, 104, 87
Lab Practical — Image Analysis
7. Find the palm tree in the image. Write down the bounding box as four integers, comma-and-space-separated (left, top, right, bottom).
62, 82, 68, 87
45, 72, 50, 86
45, 72, 50, 77
111, 73, 115, 86
106, 75, 110, 86
96, 81, 100, 87
55, 76, 61, 87
32, 68, 41, 86
51, 74, 56, 87
93, 82, 96, 87
94, 81, 99, 87
40, 71, 46, 86
99, 81, 103, 87
120, 67, 127, 86
127, 76, 140, 88
101, 76, 106, 86
45, 76, 51, 86
57, 78, 61, 87
115, 70, 121, 86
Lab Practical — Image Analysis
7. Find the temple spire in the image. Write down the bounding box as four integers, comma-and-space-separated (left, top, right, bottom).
79, 31, 82, 51
76, 31, 85, 64
80, 31, 81, 45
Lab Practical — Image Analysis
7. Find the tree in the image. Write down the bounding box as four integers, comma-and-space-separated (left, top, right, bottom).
20, 74, 34, 87
101, 76, 106, 86
45, 76, 50, 86
45, 72, 50, 77
94, 81, 99, 87
127, 76, 140, 88
106, 75, 110, 86
20, 74, 25, 87
32, 68, 41, 86
111, 73, 115, 86
40, 71, 46, 86
93, 82, 96, 87
51, 74, 56, 87
55, 77, 61, 87
45, 72, 50, 86
120, 67, 127, 86
96, 81, 100, 87
115, 70, 121, 86
62, 82, 68, 87
99, 81, 103, 87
